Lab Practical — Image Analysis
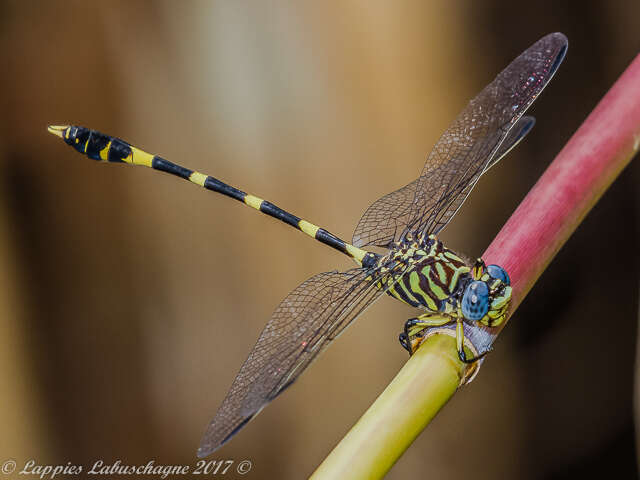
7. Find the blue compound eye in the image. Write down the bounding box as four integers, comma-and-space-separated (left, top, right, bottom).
461, 281, 489, 321
487, 264, 510, 286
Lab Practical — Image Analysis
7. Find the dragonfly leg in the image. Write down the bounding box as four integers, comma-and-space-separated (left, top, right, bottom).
399, 314, 451, 355
456, 318, 492, 363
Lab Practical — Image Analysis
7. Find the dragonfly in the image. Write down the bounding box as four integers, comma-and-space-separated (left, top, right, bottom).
48, 32, 567, 457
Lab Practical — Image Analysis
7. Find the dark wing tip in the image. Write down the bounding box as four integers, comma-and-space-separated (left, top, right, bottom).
546, 33, 569, 76
197, 414, 257, 458
548, 31, 568, 43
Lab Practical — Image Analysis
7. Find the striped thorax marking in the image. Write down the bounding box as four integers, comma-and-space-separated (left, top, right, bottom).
381, 236, 471, 315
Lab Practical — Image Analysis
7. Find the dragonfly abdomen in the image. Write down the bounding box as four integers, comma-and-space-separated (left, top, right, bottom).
48, 125, 375, 266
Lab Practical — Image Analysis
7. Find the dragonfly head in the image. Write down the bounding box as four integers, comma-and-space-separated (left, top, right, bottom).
461, 262, 512, 327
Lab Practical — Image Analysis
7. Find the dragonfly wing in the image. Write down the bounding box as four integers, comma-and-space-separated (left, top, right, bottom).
352, 33, 566, 247
407, 33, 566, 237
352, 178, 418, 248
351, 115, 535, 248
197, 266, 399, 457
487, 115, 535, 172
422, 114, 539, 234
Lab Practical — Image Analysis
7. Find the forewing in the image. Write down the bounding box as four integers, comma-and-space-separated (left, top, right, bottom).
352, 115, 536, 248
352, 33, 567, 247
197, 266, 399, 457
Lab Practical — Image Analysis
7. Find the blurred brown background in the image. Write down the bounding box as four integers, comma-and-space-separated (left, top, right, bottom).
0, 1, 638, 478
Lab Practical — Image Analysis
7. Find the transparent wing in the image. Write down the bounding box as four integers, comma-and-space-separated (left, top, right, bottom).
486, 115, 535, 172
197, 265, 404, 457
352, 33, 567, 248
352, 115, 535, 247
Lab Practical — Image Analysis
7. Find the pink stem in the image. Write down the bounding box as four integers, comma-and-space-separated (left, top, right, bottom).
485, 54, 640, 328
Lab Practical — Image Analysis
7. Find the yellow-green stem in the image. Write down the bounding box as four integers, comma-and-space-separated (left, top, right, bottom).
310, 334, 463, 479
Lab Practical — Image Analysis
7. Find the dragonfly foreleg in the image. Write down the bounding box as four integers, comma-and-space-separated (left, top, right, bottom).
399, 314, 452, 355
399, 314, 492, 365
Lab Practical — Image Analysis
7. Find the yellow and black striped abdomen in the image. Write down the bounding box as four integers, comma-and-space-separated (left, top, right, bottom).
385, 238, 471, 312
48, 125, 375, 267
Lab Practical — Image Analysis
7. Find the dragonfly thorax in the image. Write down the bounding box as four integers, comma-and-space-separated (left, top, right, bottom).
381, 234, 470, 311
381, 234, 511, 328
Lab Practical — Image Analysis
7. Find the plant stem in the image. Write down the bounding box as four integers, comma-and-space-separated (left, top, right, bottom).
485, 55, 640, 321
310, 54, 640, 480
311, 334, 461, 479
